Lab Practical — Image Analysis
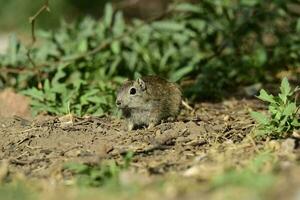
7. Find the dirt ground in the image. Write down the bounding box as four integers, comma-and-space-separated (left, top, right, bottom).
0, 98, 300, 200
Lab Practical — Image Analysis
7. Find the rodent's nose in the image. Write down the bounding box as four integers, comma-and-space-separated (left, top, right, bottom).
116, 99, 121, 106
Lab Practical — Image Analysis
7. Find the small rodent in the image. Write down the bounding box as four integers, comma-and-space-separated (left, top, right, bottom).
116, 75, 182, 130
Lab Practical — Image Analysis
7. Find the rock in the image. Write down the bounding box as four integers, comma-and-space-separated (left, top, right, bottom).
0, 89, 31, 119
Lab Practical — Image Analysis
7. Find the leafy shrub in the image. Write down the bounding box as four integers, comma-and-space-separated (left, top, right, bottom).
251, 77, 300, 139
0, 1, 299, 116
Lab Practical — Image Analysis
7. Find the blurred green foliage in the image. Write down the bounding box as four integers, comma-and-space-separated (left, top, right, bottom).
0, 182, 36, 200
212, 151, 276, 191
0, 0, 112, 30
0, 1, 299, 116
64, 152, 133, 187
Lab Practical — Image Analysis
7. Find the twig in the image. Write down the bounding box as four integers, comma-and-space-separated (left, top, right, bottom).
9, 159, 30, 165
0, 64, 53, 78
27, 0, 50, 89
28, 0, 50, 44
110, 144, 172, 157
0, 67, 39, 74
60, 145, 83, 156
19, 127, 41, 133
25, 144, 42, 150
181, 100, 194, 111
9, 158, 49, 165
17, 133, 36, 145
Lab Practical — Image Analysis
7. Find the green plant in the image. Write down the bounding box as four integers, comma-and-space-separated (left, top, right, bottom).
64, 152, 133, 187
251, 77, 300, 139
21, 63, 119, 116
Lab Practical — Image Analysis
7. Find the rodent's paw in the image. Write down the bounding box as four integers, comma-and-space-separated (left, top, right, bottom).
147, 122, 155, 129
166, 116, 176, 122
127, 121, 134, 131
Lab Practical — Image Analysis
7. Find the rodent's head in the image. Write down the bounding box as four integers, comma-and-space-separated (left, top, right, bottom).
116, 78, 147, 109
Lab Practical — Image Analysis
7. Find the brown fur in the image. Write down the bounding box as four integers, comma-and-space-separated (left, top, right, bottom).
116, 76, 182, 130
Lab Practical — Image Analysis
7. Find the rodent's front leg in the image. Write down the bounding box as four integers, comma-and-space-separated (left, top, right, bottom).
127, 121, 134, 131
147, 111, 160, 129
147, 122, 155, 129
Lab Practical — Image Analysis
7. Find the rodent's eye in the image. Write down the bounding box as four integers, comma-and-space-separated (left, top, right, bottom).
129, 87, 136, 95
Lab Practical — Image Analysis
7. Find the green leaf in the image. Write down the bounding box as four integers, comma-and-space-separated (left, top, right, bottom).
44, 79, 51, 92
268, 105, 278, 115
253, 47, 267, 67
274, 111, 282, 121
51, 64, 68, 85
111, 41, 121, 54
257, 89, 275, 104
51, 83, 67, 95
296, 19, 300, 33
279, 115, 289, 128
104, 3, 113, 27
113, 11, 125, 36
174, 3, 201, 13
159, 46, 175, 68
6, 34, 18, 65
291, 119, 300, 127
170, 65, 194, 82
22, 88, 44, 102
282, 102, 296, 116
188, 19, 206, 32
78, 39, 88, 52
251, 111, 270, 125
280, 77, 291, 101
152, 21, 185, 32
108, 57, 121, 76
278, 93, 287, 105
64, 163, 90, 174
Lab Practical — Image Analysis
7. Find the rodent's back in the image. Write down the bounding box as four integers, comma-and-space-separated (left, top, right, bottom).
142, 76, 182, 117
142, 76, 180, 97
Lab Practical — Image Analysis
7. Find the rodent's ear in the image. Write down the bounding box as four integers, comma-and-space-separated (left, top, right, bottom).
137, 78, 146, 91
